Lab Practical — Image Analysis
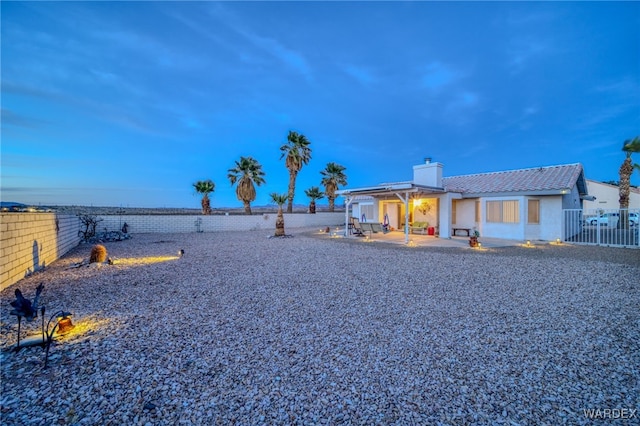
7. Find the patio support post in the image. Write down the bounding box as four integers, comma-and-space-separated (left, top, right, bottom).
344, 196, 353, 237
395, 192, 410, 244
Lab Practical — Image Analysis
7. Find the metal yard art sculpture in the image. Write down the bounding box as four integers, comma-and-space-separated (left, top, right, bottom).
9, 283, 74, 368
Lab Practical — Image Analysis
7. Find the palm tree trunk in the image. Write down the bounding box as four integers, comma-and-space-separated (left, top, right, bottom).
275, 206, 285, 236
201, 195, 211, 215
619, 156, 633, 228
619, 156, 633, 209
243, 201, 252, 215
328, 196, 335, 212
309, 200, 316, 214
287, 172, 297, 213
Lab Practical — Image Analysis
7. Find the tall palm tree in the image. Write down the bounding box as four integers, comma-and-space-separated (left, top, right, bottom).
192, 180, 215, 215
304, 186, 324, 214
619, 136, 640, 228
228, 156, 266, 215
280, 131, 312, 213
270, 193, 288, 237
320, 162, 347, 212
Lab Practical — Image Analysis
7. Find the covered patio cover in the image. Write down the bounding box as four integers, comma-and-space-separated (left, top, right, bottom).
337, 182, 446, 244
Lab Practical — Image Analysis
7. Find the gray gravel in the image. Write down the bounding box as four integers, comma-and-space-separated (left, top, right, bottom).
1, 230, 639, 425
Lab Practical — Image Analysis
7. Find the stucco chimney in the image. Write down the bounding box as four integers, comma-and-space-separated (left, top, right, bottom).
413, 159, 443, 187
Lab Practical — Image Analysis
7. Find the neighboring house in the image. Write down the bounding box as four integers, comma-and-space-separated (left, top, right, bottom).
337, 160, 591, 242
583, 179, 640, 211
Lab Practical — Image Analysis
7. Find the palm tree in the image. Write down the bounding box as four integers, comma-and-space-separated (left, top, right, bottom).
270, 193, 288, 237
192, 180, 215, 215
619, 136, 640, 228
228, 156, 266, 215
280, 131, 312, 213
304, 186, 324, 214
320, 162, 347, 212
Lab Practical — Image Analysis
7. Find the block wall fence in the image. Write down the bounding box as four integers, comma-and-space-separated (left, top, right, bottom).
1, 212, 344, 291
1, 213, 82, 292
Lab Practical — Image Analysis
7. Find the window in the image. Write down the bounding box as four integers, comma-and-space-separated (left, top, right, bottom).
475, 200, 480, 222
486, 200, 520, 223
528, 200, 540, 224
452, 200, 458, 224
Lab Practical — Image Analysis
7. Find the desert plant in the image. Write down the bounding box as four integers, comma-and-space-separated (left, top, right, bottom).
89, 244, 107, 263
304, 186, 324, 214
320, 162, 348, 212
270, 193, 289, 237
193, 180, 215, 215
228, 156, 266, 215
280, 131, 312, 213
78, 214, 103, 241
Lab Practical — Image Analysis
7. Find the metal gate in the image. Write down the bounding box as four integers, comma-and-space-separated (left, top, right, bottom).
563, 208, 639, 248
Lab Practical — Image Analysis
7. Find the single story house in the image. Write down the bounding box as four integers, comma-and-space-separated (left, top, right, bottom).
337, 160, 592, 243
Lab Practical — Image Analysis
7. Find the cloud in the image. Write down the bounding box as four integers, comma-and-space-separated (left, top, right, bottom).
3, 80, 160, 136
507, 37, 548, 73
239, 30, 312, 81
421, 62, 458, 90
342, 64, 376, 87
203, 4, 313, 81
1, 108, 48, 129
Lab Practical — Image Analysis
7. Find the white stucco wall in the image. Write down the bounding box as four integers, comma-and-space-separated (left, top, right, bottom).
583, 180, 640, 210
452, 199, 476, 229
525, 196, 563, 241
480, 196, 523, 240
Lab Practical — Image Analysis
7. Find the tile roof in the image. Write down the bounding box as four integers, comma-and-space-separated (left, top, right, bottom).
442, 163, 585, 195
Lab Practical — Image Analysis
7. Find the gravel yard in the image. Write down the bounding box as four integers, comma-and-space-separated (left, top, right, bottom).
1, 230, 639, 425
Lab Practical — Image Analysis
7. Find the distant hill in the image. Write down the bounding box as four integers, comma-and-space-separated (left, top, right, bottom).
1, 201, 343, 215
40, 204, 344, 216
0, 201, 28, 208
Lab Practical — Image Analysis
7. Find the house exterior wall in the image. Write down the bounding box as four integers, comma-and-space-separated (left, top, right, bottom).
562, 186, 583, 210
525, 196, 563, 241
583, 180, 640, 210
452, 199, 477, 229
480, 196, 525, 240
477, 195, 563, 241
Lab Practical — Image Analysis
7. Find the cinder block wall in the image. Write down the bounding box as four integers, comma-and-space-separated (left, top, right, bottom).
98, 212, 345, 234
1, 213, 81, 291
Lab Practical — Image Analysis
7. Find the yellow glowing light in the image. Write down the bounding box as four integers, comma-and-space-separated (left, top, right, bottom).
53, 317, 118, 340
407, 240, 418, 247
111, 256, 180, 266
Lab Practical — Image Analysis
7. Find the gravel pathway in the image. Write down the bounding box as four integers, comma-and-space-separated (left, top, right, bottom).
1, 230, 639, 425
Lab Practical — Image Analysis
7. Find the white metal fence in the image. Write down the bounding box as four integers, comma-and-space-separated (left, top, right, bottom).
563, 208, 639, 248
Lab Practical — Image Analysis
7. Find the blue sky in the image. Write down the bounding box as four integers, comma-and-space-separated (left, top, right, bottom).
2, 1, 639, 208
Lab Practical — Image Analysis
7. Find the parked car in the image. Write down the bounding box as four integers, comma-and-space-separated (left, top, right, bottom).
589, 212, 638, 226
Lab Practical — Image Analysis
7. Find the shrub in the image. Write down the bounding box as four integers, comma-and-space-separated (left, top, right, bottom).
90, 244, 108, 263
